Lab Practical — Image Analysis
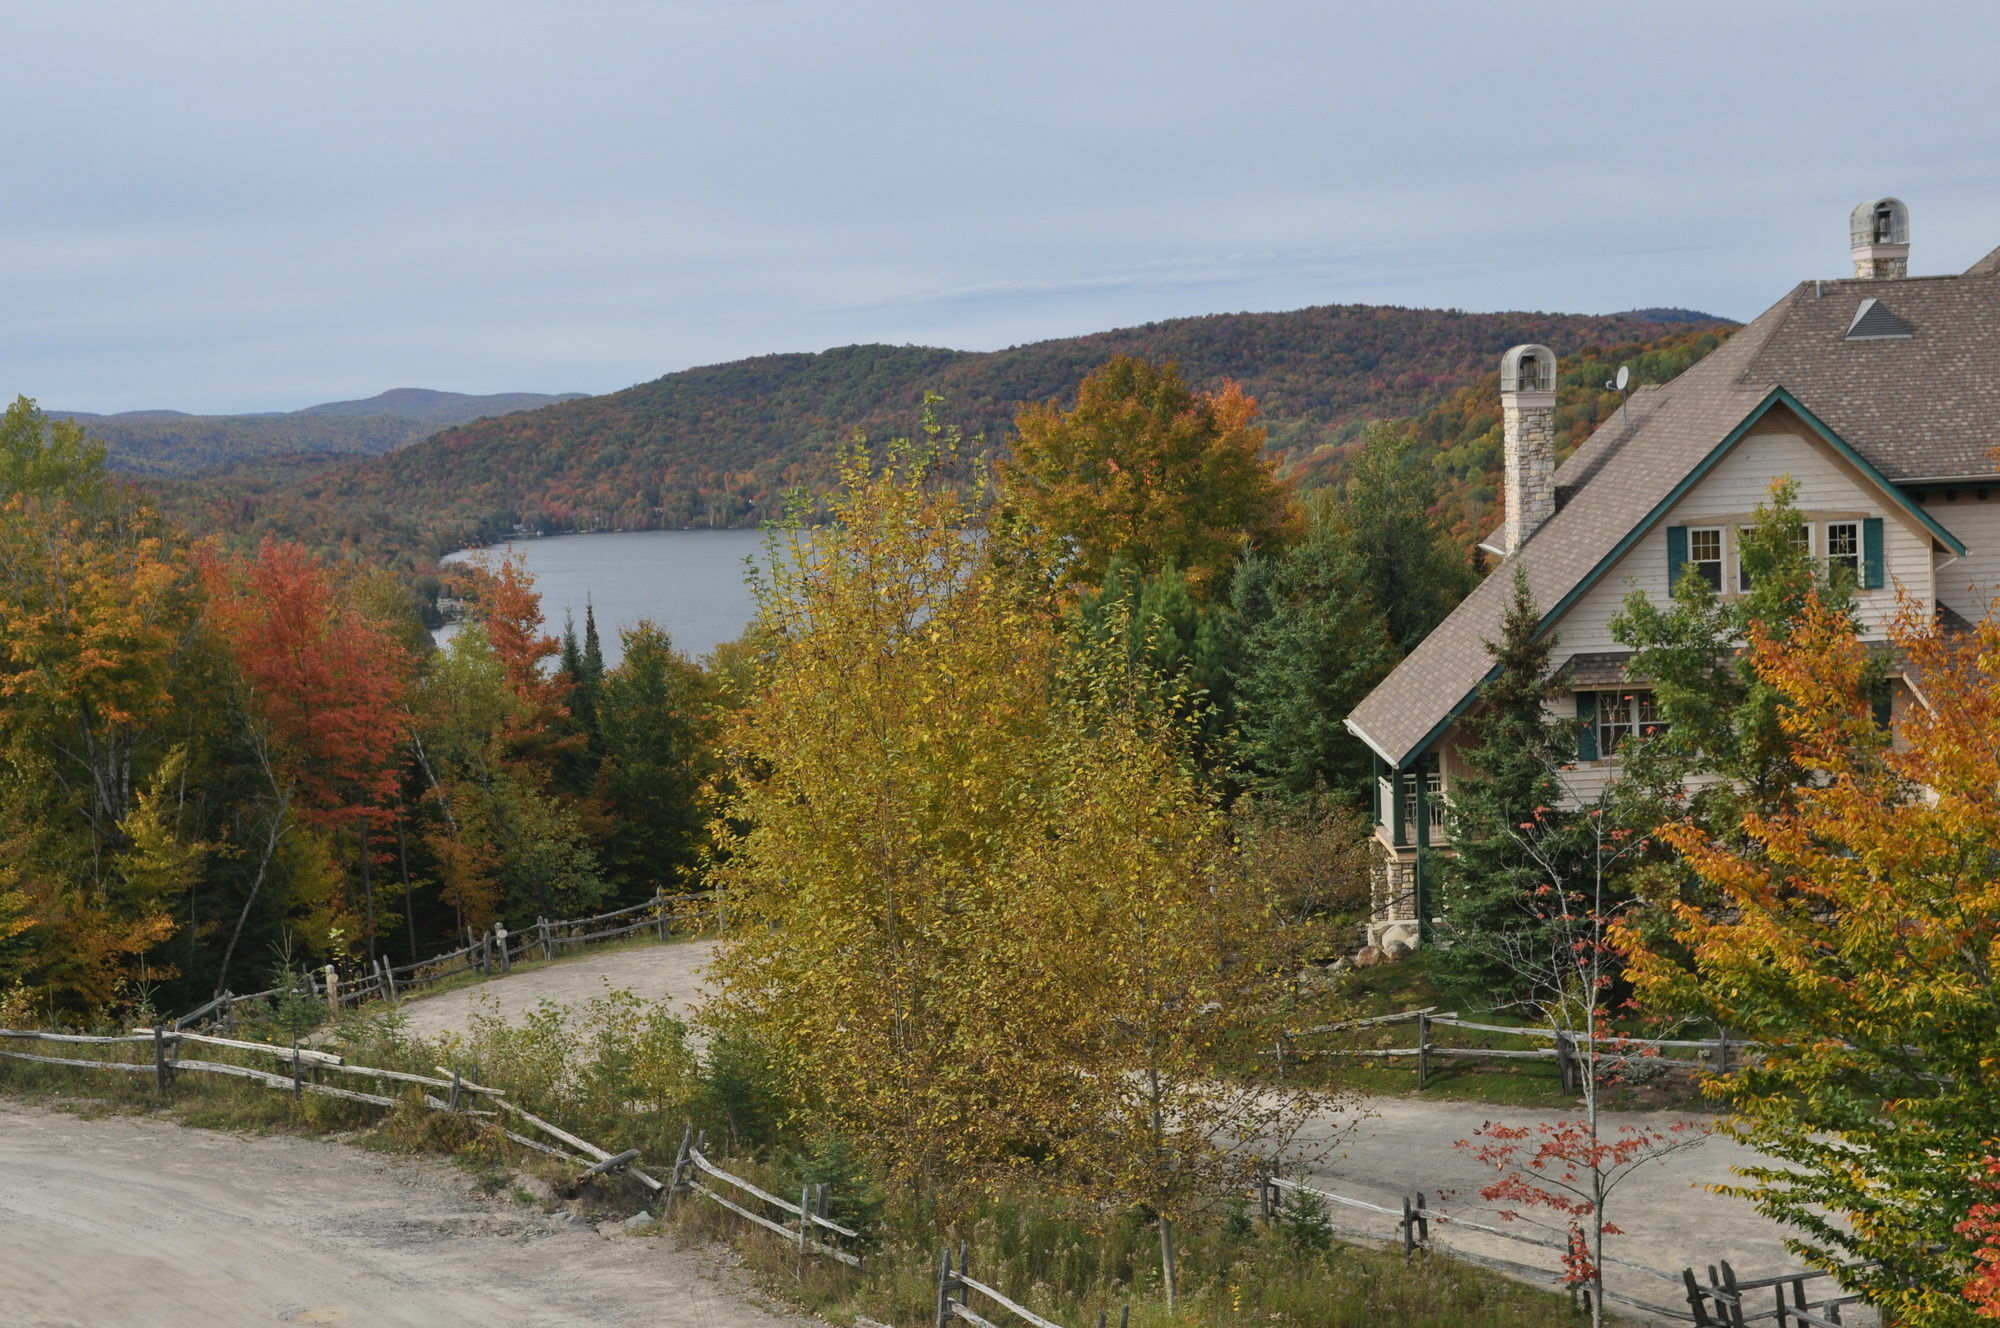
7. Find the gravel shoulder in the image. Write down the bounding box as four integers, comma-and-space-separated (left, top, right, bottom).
0, 1100, 802, 1328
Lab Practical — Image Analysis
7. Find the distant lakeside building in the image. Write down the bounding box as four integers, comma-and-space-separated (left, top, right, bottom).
1347, 198, 2000, 948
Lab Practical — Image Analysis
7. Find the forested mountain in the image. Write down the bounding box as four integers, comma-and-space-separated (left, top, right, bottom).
151, 303, 1731, 565
54, 388, 587, 477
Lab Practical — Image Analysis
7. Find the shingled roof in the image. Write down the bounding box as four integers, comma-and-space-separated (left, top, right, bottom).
1347, 256, 2000, 768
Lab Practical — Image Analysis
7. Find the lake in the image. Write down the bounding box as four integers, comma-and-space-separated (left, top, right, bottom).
440, 529, 772, 666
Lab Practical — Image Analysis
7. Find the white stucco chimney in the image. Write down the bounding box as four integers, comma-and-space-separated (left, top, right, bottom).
1850, 197, 1910, 279
1499, 344, 1557, 556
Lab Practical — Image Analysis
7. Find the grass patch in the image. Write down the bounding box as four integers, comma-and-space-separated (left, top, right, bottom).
669, 1159, 1627, 1328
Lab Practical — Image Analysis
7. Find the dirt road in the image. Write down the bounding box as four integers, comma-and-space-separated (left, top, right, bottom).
392, 939, 718, 1044
0, 1102, 801, 1328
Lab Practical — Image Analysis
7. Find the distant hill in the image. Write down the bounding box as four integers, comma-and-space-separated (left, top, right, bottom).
151, 303, 1733, 566
292, 388, 590, 425
54, 389, 588, 477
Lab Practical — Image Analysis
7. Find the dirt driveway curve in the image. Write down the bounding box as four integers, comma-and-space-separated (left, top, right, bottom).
0, 1100, 802, 1328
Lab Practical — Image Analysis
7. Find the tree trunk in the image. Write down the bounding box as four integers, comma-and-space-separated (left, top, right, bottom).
1158, 1215, 1178, 1310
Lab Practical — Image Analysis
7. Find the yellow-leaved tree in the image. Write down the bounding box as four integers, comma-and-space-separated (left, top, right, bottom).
1003, 642, 1344, 1305
707, 414, 1071, 1205
709, 406, 1348, 1288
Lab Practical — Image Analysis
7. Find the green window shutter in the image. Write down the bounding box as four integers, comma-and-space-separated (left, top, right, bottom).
1862, 517, 1885, 589
1666, 526, 1688, 594
1575, 691, 1599, 761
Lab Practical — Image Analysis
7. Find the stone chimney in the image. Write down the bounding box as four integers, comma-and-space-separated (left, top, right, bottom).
1499, 344, 1557, 555
1850, 197, 1910, 279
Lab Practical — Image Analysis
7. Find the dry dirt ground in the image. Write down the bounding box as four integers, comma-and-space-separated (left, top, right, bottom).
392, 939, 1866, 1323
390, 938, 718, 1044
0, 1100, 805, 1328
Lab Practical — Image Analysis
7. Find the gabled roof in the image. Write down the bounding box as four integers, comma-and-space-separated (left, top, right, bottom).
1345, 262, 1987, 768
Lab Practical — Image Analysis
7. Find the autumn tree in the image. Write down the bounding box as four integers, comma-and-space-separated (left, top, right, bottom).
707, 421, 1070, 1204
0, 398, 199, 1008
202, 540, 412, 977
1006, 637, 1344, 1305
1620, 590, 2000, 1320
1001, 355, 1294, 600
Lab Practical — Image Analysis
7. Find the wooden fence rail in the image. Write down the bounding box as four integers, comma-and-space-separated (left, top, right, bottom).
168, 890, 715, 1033
1261, 1172, 1702, 1322
1276, 1008, 1749, 1092
934, 1244, 1116, 1328
665, 1126, 862, 1267
0, 1027, 649, 1195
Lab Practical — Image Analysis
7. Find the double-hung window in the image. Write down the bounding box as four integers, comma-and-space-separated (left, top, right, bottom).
1826, 520, 1862, 579
1597, 690, 1665, 756
1687, 527, 1724, 591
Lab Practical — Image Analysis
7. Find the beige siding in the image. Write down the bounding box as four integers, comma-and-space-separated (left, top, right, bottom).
1551, 422, 1933, 654
1927, 491, 2000, 624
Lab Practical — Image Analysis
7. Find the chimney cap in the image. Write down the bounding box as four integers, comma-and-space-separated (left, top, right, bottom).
1851, 197, 1909, 249
1501, 344, 1557, 394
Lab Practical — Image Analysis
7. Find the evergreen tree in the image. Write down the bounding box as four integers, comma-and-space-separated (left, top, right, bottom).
1231, 502, 1396, 804
1070, 559, 1240, 765
1335, 425, 1476, 651
1433, 567, 1580, 1000
596, 622, 713, 897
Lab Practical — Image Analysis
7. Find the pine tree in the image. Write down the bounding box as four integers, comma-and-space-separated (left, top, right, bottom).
1433, 567, 1579, 1000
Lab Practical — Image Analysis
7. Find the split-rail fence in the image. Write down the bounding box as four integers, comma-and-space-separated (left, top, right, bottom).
169, 889, 713, 1034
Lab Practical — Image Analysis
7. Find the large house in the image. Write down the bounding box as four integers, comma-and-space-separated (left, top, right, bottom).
1345, 199, 2000, 947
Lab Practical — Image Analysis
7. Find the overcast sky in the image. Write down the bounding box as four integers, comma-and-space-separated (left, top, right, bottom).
9, 1, 2000, 414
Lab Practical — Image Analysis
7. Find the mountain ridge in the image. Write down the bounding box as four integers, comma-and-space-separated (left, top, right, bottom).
149, 302, 1734, 566
54, 388, 589, 476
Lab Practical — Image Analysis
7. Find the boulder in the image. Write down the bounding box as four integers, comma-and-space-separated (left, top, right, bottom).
1383, 939, 1414, 962
623, 1210, 658, 1232
1352, 945, 1384, 969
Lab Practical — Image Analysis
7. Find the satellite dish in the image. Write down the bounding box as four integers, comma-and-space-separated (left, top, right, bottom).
1615, 365, 1631, 392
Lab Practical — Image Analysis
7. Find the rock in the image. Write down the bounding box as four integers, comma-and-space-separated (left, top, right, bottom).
623, 1210, 658, 1232
1352, 946, 1384, 969
1326, 957, 1352, 975
1384, 940, 1413, 961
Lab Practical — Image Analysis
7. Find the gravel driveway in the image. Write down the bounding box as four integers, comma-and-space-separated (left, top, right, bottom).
0, 1101, 802, 1328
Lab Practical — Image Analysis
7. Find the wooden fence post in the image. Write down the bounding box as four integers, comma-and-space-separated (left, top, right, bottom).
1402, 1195, 1417, 1257
1716, 1026, 1730, 1075
1555, 1032, 1575, 1095
153, 1026, 170, 1094
933, 1246, 953, 1328
292, 1038, 303, 1099
655, 891, 669, 942
539, 917, 553, 961
495, 925, 511, 975
1417, 1011, 1430, 1090
664, 1122, 693, 1211
380, 957, 397, 1003
324, 965, 340, 1014
1258, 1171, 1272, 1224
